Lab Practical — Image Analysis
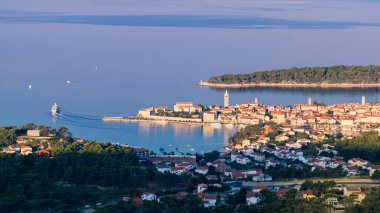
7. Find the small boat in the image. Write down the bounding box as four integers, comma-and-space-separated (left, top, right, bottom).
186, 144, 191, 147
190, 148, 195, 151
51, 103, 61, 115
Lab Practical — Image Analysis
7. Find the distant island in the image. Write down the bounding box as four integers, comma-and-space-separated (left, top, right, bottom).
199, 65, 380, 88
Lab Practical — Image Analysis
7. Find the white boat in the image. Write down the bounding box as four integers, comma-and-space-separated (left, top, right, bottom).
210, 122, 222, 127
51, 103, 61, 115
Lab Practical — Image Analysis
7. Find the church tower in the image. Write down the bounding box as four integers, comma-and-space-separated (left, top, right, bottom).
362, 96, 366, 106
224, 90, 229, 107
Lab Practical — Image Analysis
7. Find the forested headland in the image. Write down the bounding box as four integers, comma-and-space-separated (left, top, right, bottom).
204, 65, 380, 87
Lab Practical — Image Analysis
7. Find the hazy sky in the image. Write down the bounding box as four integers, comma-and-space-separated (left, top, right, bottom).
1, 0, 380, 21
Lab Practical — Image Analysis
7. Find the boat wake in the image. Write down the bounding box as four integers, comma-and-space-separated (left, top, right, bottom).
60, 111, 101, 121
53, 111, 138, 131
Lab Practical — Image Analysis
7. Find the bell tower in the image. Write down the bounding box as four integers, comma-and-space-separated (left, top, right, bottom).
224, 90, 229, 107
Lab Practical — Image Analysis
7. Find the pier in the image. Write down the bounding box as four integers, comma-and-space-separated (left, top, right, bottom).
102, 116, 203, 123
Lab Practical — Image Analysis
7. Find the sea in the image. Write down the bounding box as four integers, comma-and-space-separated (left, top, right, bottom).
1, 0, 380, 153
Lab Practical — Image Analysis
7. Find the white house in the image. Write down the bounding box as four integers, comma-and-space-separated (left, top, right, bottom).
285, 142, 302, 149
230, 153, 240, 162
348, 158, 369, 168
203, 194, 217, 207
252, 186, 268, 193
246, 192, 260, 205
170, 166, 186, 175
251, 152, 265, 162
195, 166, 209, 175
236, 156, 251, 164
141, 192, 157, 201
275, 135, 289, 142
297, 138, 311, 143
156, 165, 171, 173
197, 183, 208, 193
369, 165, 380, 176
27, 130, 41, 137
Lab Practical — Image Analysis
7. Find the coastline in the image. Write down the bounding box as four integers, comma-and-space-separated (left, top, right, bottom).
198, 81, 380, 88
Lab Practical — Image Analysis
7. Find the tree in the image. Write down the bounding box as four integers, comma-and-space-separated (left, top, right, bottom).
335, 133, 343, 139
335, 131, 380, 163
0, 126, 17, 147
204, 150, 220, 162
227, 188, 246, 207
372, 170, 380, 179
57, 126, 68, 138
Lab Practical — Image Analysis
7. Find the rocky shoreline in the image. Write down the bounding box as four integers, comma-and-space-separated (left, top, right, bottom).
198, 81, 380, 88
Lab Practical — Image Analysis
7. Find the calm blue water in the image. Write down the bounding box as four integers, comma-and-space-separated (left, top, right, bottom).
1, 0, 380, 152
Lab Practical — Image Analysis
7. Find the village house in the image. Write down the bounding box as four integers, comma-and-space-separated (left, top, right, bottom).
343, 187, 366, 203
344, 166, 360, 176
20, 145, 32, 155
348, 158, 369, 168
251, 152, 265, 162
252, 186, 268, 193
246, 192, 260, 205
369, 165, 380, 176
170, 166, 187, 175
27, 130, 41, 137
131, 147, 150, 159
174, 102, 198, 113
141, 192, 157, 201
195, 166, 209, 175
138, 107, 153, 117
301, 190, 317, 199
203, 111, 216, 122
197, 183, 208, 193
275, 135, 289, 142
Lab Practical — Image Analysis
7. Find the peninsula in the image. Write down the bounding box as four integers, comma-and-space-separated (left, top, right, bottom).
199, 65, 380, 88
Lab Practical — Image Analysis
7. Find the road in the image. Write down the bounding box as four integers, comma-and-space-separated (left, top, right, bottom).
242, 177, 380, 187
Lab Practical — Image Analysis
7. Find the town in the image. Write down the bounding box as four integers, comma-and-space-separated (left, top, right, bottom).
125, 91, 380, 139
